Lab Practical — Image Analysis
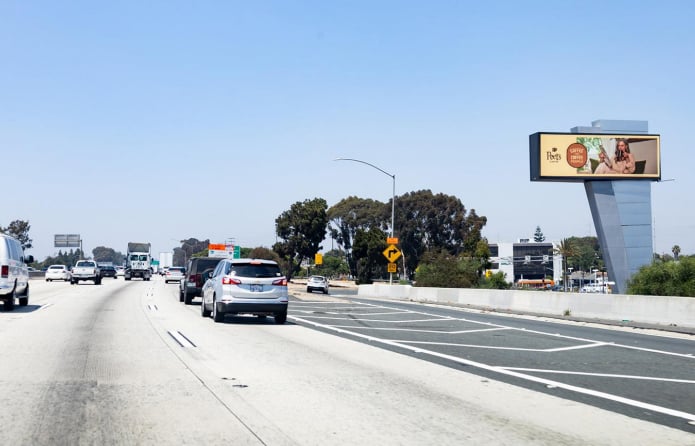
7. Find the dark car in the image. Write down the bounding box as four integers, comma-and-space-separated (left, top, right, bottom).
100, 265, 118, 279
179, 257, 224, 304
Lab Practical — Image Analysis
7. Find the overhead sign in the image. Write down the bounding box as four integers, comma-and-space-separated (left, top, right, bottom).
529, 133, 661, 182
209, 243, 241, 259
54, 234, 81, 248
383, 245, 402, 263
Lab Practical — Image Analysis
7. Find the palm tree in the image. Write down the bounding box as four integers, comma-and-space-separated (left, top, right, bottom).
555, 238, 577, 291
672, 245, 681, 261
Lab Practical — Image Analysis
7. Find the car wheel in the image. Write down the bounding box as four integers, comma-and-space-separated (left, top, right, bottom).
19, 286, 28, 307
3, 288, 16, 311
306, 288, 311, 293
212, 297, 224, 323
70, 279, 76, 285
184, 290, 193, 305
95, 278, 102, 285
324, 289, 328, 294
179, 289, 184, 302
274, 312, 287, 324
201, 298, 210, 317
45, 279, 49, 282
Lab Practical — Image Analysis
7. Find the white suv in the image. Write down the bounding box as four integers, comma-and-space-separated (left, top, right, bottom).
201, 258, 288, 323
0, 234, 34, 311
307, 275, 329, 294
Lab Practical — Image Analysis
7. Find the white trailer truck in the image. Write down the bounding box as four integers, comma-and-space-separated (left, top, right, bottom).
124, 242, 152, 281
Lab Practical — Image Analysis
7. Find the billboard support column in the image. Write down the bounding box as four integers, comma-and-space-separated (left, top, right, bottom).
576, 120, 652, 294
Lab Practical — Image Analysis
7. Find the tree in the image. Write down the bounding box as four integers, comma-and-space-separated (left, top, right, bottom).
414, 249, 480, 288
248, 247, 281, 262
273, 198, 328, 280
314, 249, 350, 279
627, 256, 695, 296
352, 227, 387, 284
92, 246, 125, 264
327, 196, 387, 278
478, 271, 511, 289
173, 238, 210, 265
0, 219, 32, 250
394, 190, 487, 280
672, 245, 681, 261
533, 226, 545, 243
554, 238, 577, 290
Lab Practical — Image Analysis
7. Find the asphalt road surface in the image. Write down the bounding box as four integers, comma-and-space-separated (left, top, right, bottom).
0, 277, 693, 445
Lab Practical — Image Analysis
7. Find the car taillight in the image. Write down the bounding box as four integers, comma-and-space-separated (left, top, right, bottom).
1, 265, 8, 278
272, 278, 287, 286
222, 277, 242, 285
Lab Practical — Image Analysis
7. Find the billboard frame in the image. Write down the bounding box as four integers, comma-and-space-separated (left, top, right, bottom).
530, 132, 661, 182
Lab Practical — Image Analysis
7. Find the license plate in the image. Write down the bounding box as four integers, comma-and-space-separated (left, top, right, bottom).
250, 284, 263, 292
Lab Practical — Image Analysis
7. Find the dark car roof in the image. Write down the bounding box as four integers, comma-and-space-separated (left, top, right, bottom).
187, 257, 223, 273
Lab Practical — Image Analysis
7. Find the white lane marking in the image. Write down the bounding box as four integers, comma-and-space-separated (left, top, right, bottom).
167, 330, 196, 348
500, 368, 695, 384
342, 301, 695, 359
606, 343, 695, 360
290, 315, 695, 423
294, 315, 454, 323
294, 310, 408, 316
327, 325, 512, 335
38, 303, 54, 311
544, 342, 611, 352
390, 340, 606, 353
293, 300, 695, 359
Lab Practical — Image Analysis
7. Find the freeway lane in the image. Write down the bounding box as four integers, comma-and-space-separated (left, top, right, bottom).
2, 277, 694, 445
288, 295, 695, 434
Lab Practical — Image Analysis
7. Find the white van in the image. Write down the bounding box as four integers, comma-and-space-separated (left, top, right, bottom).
0, 234, 34, 311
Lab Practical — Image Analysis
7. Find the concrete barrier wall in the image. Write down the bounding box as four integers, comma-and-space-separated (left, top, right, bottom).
357, 284, 695, 330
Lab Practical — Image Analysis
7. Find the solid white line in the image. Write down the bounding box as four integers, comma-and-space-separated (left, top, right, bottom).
293, 315, 453, 323
544, 342, 610, 352
500, 368, 695, 384
607, 343, 695, 360
391, 340, 556, 352
326, 325, 512, 335
290, 315, 695, 423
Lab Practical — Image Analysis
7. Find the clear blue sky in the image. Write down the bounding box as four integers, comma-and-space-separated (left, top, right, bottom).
2, 1, 693, 261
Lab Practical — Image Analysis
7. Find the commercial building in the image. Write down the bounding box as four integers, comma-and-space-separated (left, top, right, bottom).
488, 240, 559, 286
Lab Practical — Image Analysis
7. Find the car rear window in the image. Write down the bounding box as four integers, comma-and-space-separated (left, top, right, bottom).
229, 263, 282, 278
169, 267, 185, 273
49, 265, 64, 270
191, 258, 222, 273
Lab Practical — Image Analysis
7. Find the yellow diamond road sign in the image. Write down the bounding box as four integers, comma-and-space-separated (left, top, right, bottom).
383, 245, 402, 263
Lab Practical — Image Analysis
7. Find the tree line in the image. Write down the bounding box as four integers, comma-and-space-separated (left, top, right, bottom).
5, 196, 694, 296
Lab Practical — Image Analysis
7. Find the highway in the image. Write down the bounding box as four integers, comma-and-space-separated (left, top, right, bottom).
0, 277, 693, 445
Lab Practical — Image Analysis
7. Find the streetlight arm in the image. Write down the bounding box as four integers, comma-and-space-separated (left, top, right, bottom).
334, 158, 394, 179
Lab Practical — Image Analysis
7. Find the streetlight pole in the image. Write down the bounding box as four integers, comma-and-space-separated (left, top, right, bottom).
334, 158, 396, 284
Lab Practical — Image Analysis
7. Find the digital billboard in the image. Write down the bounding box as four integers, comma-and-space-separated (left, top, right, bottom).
530, 133, 660, 182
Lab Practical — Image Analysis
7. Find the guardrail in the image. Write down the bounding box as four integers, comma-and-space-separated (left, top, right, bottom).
357, 284, 695, 331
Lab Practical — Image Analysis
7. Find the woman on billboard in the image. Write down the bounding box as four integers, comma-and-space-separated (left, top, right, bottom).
595, 138, 636, 174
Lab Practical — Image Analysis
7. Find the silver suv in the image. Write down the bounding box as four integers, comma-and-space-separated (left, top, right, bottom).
0, 234, 34, 311
307, 275, 329, 294
201, 258, 288, 324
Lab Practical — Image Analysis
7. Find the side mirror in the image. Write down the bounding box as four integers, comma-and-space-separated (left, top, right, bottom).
24, 255, 34, 264
202, 271, 213, 282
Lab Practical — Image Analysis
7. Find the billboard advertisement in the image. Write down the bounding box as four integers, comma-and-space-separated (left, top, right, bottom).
530, 133, 660, 182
